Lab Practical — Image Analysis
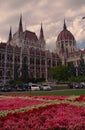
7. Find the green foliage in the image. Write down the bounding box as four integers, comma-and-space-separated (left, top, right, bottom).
68, 62, 76, 77
69, 76, 85, 82
29, 78, 45, 83
15, 80, 24, 85
49, 65, 69, 81
8, 80, 15, 85
8, 79, 24, 85
78, 54, 85, 76
3, 89, 85, 96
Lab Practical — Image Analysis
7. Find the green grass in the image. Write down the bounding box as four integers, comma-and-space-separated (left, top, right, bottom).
1, 89, 85, 96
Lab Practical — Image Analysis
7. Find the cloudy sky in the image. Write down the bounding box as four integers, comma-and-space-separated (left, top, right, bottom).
0, 0, 85, 50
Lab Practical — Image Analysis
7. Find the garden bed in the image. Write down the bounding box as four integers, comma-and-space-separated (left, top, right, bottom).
0, 95, 85, 129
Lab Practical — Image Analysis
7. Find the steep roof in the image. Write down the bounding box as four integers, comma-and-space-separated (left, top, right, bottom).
23, 30, 38, 41
57, 19, 75, 41
57, 30, 75, 41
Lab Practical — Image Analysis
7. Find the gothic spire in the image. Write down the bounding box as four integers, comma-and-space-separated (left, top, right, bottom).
8, 26, 12, 43
19, 14, 23, 33
39, 23, 44, 40
63, 18, 67, 30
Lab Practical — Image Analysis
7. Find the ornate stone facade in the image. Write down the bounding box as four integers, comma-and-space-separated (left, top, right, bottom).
0, 16, 59, 83
1, 17, 84, 83
56, 19, 85, 67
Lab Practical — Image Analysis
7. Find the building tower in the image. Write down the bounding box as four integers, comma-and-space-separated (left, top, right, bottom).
19, 14, 23, 34
39, 23, 46, 50
8, 27, 12, 44
56, 19, 76, 65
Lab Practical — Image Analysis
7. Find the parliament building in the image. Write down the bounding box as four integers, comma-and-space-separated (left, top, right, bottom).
0, 16, 59, 83
0, 16, 85, 83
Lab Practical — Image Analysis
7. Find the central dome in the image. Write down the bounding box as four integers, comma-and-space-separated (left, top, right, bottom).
57, 20, 75, 41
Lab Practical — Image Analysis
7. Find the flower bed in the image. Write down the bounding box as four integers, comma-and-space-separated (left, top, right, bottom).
74, 95, 85, 102
0, 96, 47, 111
0, 95, 85, 130
0, 103, 85, 130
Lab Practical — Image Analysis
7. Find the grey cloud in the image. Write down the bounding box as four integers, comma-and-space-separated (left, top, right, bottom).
1, 0, 32, 10
0, 0, 85, 50
63, 0, 85, 9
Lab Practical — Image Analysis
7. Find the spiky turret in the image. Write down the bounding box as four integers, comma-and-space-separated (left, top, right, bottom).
39, 23, 45, 49
63, 19, 67, 30
39, 23, 44, 40
8, 26, 12, 44
19, 15, 23, 33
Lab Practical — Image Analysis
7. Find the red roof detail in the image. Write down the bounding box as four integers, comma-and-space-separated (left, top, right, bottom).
24, 30, 38, 42
57, 29, 75, 41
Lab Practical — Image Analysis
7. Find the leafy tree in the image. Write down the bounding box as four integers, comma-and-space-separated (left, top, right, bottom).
21, 57, 29, 83
49, 65, 69, 81
78, 54, 85, 76
8, 79, 24, 85
8, 80, 15, 85
68, 62, 76, 77
69, 76, 85, 83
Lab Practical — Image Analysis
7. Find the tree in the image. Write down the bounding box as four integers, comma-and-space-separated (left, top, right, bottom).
49, 65, 69, 81
78, 54, 85, 76
68, 62, 76, 77
21, 57, 29, 83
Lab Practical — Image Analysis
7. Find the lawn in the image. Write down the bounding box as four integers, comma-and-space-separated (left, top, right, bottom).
1, 89, 85, 96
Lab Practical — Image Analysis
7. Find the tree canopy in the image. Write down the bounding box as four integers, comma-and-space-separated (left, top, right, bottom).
78, 54, 85, 76
67, 62, 76, 77
49, 65, 69, 81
